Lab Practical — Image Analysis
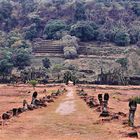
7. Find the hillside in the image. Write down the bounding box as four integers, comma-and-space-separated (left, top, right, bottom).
0, 0, 140, 84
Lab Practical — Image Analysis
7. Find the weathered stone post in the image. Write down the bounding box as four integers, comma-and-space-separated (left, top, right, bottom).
129, 100, 137, 127
98, 94, 103, 106
31, 91, 38, 105
100, 93, 109, 117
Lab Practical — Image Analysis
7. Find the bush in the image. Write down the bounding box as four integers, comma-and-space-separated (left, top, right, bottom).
12, 49, 31, 69
132, 3, 140, 16
42, 57, 51, 69
6, 31, 22, 47
70, 21, 96, 41
11, 40, 31, 49
44, 20, 66, 39
116, 58, 128, 68
74, 1, 86, 21
0, 59, 13, 76
28, 80, 38, 89
64, 47, 78, 59
62, 35, 79, 50
114, 31, 130, 46
24, 24, 38, 41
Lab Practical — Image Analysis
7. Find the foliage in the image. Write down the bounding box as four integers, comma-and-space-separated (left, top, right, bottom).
11, 40, 31, 49
132, 3, 140, 16
0, 1, 13, 20
62, 35, 79, 49
114, 31, 130, 46
6, 31, 22, 47
63, 71, 78, 85
63, 47, 78, 59
44, 20, 66, 39
116, 58, 128, 68
42, 57, 51, 69
28, 80, 38, 89
0, 31, 6, 47
21, 0, 37, 15
70, 21, 97, 41
0, 58, 13, 76
12, 49, 31, 69
74, 0, 86, 21
24, 24, 38, 41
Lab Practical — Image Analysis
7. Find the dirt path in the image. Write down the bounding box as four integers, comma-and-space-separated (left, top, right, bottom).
55, 87, 76, 115
0, 85, 136, 140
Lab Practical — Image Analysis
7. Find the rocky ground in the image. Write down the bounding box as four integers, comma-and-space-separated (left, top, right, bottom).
0, 84, 140, 140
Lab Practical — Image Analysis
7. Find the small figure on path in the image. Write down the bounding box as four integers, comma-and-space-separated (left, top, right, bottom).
128, 100, 137, 127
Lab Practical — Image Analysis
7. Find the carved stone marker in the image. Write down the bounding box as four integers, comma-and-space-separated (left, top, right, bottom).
98, 94, 102, 106
100, 93, 109, 117
128, 100, 137, 127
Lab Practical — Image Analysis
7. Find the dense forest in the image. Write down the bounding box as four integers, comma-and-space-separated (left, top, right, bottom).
0, 0, 140, 83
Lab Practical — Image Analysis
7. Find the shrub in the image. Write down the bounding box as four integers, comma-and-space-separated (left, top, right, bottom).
70, 21, 96, 41
44, 20, 66, 39
12, 49, 31, 69
74, 0, 86, 21
42, 57, 51, 69
116, 58, 128, 68
114, 31, 130, 46
64, 47, 78, 59
132, 3, 140, 16
28, 80, 38, 90
24, 24, 38, 41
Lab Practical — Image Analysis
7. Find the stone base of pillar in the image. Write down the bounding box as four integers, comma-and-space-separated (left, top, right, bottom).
100, 111, 109, 117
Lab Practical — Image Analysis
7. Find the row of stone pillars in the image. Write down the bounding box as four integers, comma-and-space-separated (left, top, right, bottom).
98, 93, 137, 127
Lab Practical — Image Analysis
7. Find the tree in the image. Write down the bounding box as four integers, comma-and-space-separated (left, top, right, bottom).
62, 35, 79, 59
6, 31, 22, 47
70, 21, 97, 41
0, 31, 6, 47
11, 40, 31, 49
24, 24, 38, 41
116, 58, 128, 69
132, 3, 140, 16
51, 64, 62, 80
63, 71, 72, 85
129, 26, 140, 44
0, 59, 13, 80
44, 20, 66, 39
74, 0, 86, 21
29, 80, 38, 90
114, 31, 130, 46
42, 57, 51, 69
0, 1, 13, 20
21, 0, 37, 15
63, 71, 78, 85
63, 47, 78, 59
12, 49, 31, 69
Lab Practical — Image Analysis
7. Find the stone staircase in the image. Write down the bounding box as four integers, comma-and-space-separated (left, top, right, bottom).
32, 39, 64, 54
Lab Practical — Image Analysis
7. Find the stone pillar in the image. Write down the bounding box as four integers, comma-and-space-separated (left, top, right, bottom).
31, 91, 38, 105
100, 93, 109, 117
129, 100, 137, 127
98, 94, 102, 106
